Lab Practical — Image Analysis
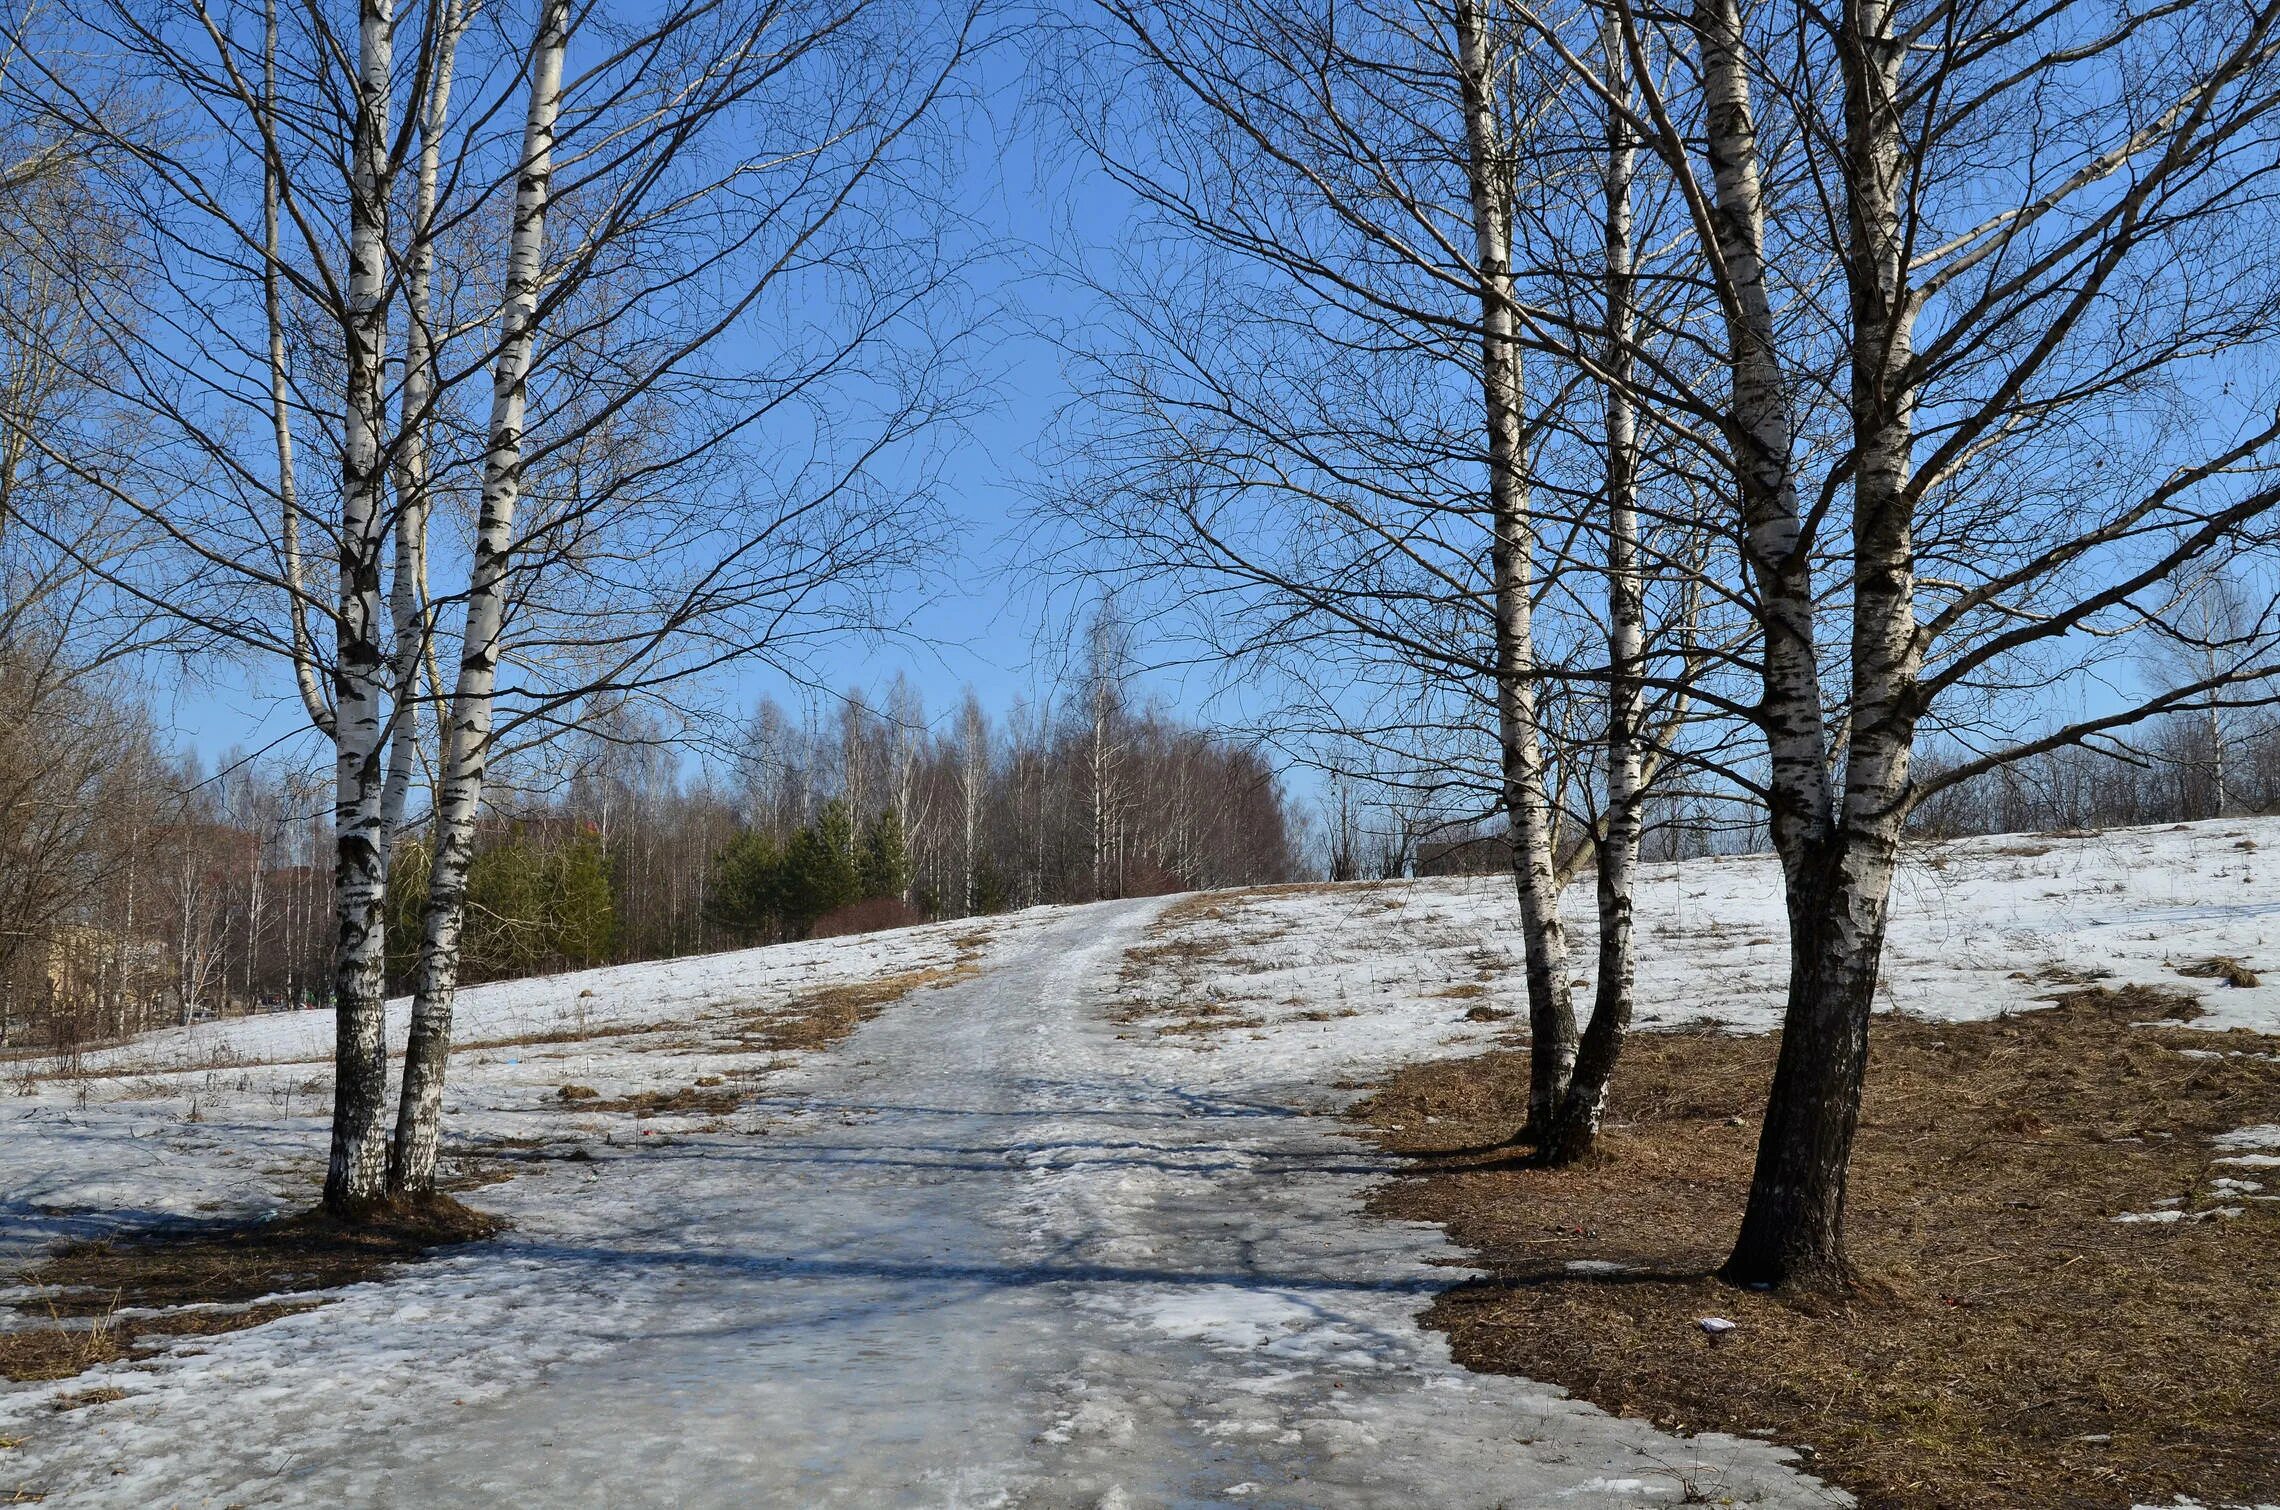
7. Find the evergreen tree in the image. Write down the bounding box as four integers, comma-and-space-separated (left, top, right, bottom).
970, 858, 1012, 916
705, 829, 786, 940
390, 826, 617, 985
383, 837, 436, 988
545, 838, 617, 968
817, 798, 856, 864
780, 800, 861, 934
858, 809, 910, 901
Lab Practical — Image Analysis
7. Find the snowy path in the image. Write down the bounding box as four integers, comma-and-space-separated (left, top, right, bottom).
5, 897, 1834, 1508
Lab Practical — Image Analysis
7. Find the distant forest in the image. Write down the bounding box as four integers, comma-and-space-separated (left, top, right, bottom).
0, 652, 1298, 1056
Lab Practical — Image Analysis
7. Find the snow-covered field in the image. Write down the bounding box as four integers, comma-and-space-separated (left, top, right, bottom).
5, 817, 2278, 1506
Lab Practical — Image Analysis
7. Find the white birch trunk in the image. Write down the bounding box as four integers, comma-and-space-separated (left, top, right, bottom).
1454, 0, 1577, 1135
380, 0, 470, 845
1726, 0, 1921, 1288
323, 0, 401, 1216
1547, 26, 1644, 1163
1695, 0, 1832, 871
960, 694, 985, 914
390, 0, 572, 1195
1092, 691, 1110, 899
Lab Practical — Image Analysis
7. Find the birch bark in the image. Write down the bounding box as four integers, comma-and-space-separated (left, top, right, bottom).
1545, 23, 1642, 1164
380, 0, 472, 845
390, 0, 572, 1194
1454, 0, 1576, 1134
960, 693, 985, 915
1725, 0, 1918, 1286
1693, 0, 1831, 870
323, 0, 401, 1216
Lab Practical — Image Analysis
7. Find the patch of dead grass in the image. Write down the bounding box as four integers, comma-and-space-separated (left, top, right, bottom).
1156, 1014, 1266, 1035
4, 1199, 502, 1386
2175, 956, 2261, 989
459, 1019, 680, 1053
0, 1300, 325, 1384
2016, 961, 2114, 987
734, 962, 975, 1053
1114, 890, 1293, 1037
570, 1086, 744, 1117
48, 1386, 126, 1411
1357, 986, 2280, 1510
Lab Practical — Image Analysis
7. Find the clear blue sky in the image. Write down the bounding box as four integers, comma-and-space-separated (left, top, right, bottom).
164, 26, 1214, 773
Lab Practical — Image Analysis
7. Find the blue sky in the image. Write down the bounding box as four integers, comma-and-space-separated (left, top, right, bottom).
163, 24, 1205, 773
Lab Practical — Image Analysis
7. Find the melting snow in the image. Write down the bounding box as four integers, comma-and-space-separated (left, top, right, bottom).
8, 814, 2280, 1503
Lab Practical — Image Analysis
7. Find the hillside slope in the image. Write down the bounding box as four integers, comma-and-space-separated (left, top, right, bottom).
5, 817, 2278, 1505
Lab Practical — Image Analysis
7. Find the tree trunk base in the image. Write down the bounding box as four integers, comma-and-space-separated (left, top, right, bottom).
1536, 1116, 1602, 1168
1717, 1235, 1856, 1295
318, 1189, 502, 1240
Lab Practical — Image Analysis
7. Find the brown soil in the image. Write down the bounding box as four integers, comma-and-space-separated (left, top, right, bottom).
2, 1198, 503, 1386
1358, 985, 2280, 1510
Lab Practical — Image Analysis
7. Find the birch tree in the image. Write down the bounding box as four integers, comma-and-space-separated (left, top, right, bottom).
1047, 0, 1723, 1141
1516, 0, 2280, 1284
383, 0, 987, 1195
6, 0, 983, 1214
957, 689, 989, 913
388, 0, 572, 1196
1542, 14, 1647, 1162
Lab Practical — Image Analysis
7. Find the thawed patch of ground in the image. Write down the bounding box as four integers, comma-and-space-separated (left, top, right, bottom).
2, 1199, 502, 1387
1358, 991, 2280, 1510
1107, 819, 2280, 1508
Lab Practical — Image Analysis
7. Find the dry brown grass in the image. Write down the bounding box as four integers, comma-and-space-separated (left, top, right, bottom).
3, 1199, 502, 1386
1155, 1013, 1266, 1035
2019, 961, 2115, 987
1115, 893, 1250, 980
2175, 955, 2261, 989
542, 959, 983, 1119
1113, 891, 1288, 1036
0, 1301, 324, 1384
1358, 985, 2280, 1510
460, 1019, 681, 1053
569, 1085, 745, 1117
47, 1387, 126, 1412
734, 962, 975, 1053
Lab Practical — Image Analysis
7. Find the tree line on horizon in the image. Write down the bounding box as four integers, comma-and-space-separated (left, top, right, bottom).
0, 659, 1301, 1056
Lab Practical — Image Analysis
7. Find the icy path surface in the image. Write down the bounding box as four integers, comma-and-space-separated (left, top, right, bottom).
4, 898, 1834, 1508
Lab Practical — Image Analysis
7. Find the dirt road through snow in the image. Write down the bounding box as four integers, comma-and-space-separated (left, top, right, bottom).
7, 897, 1837, 1508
